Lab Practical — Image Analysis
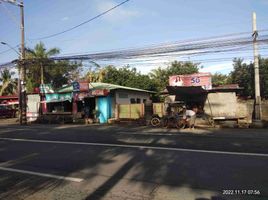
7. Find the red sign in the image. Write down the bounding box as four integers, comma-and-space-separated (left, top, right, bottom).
91, 89, 109, 96
79, 81, 89, 92
169, 72, 212, 90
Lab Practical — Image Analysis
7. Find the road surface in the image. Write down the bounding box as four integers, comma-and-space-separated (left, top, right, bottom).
0, 123, 267, 200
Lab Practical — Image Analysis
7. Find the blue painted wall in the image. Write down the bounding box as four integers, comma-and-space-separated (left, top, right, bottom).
97, 96, 112, 123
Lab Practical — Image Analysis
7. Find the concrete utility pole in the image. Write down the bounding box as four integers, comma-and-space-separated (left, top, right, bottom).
19, 0, 27, 124
252, 12, 262, 120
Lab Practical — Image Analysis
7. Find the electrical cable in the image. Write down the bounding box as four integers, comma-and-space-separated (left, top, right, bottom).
29, 0, 131, 40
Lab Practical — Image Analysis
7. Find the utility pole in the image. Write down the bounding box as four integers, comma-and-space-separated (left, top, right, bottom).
20, 0, 27, 124
252, 12, 262, 120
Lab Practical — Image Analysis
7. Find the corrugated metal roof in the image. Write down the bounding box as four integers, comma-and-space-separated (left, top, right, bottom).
57, 82, 155, 93
166, 86, 207, 95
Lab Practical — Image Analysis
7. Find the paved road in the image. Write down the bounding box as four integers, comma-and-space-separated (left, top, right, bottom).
0, 123, 267, 200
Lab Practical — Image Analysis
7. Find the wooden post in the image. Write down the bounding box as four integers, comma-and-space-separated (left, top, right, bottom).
142, 103, 144, 117
115, 104, 119, 119
129, 104, 131, 119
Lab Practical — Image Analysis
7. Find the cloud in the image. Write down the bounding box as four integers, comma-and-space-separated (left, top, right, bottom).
61, 16, 69, 21
95, 0, 140, 22
199, 62, 234, 74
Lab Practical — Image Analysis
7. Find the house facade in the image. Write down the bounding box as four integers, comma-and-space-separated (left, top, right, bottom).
39, 82, 154, 124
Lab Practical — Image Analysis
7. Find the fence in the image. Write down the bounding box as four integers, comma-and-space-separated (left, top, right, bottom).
152, 103, 165, 117
116, 104, 145, 119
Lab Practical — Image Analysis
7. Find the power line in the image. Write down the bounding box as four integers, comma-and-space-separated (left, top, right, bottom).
0, 44, 20, 55
52, 29, 268, 57
29, 0, 131, 41
1, 32, 268, 68
49, 36, 268, 61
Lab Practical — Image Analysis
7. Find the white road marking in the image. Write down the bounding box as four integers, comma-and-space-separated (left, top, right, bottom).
0, 137, 267, 157
0, 166, 83, 182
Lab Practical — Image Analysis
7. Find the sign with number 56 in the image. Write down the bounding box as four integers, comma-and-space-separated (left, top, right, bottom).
169, 72, 212, 90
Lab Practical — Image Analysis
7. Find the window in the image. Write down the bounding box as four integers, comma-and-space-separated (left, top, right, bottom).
143, 99, 147, 104
136, 98, 141, 103
130, 98, 136, 104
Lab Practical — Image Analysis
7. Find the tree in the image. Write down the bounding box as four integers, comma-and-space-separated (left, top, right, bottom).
102, 65, 158, 91
0, 69, 17, 96
229, 58, 255, 97
149, 60, 199, 91
25, 42, 81, 91
228, 57, 268, 98
211, 72, 229, 86
259, 57, 268, 98
84, 61, 106, 82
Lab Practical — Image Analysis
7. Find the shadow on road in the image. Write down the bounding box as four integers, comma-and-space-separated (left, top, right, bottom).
0, 124, 267, 200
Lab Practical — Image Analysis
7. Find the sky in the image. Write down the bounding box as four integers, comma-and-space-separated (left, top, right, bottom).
1, 0, 268, 75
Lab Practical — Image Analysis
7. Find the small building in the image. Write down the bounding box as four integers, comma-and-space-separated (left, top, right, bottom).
40, 82, 154, 124
164, 84, 252, 126
158, 73, 255, 126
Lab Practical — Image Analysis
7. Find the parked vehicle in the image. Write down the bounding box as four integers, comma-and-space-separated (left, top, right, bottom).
150, 102, 188, 129
0, 105, 17, 118
150, 113, 186, 129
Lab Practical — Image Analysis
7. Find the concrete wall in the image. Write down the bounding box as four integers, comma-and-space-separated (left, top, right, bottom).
115, 89, 152, 105
27, 94, 40, 122
262, 101, 268, 121
237, 100, 254, 123
236, 100, 268, 123
204, 92, 268, 123
204, 92, 237, 117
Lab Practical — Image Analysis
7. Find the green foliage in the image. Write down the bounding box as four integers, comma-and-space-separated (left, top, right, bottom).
102, 65, 158, 92
25, 42, 81, 92
229, 57, 268, 98
211, 72, 229, 86
0, 69, 17, 96
229, 58, 254, 97
259, 58, 268, 98
149, 61, 199, 91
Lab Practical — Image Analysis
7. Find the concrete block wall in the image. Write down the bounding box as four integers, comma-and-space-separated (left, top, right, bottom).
261, 101, 268, 121
204, 92, 237, 117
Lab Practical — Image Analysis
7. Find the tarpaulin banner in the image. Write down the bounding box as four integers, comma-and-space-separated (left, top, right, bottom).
45, 93, 73, 102
169, 72, 212, 90
39, 84, 54, 94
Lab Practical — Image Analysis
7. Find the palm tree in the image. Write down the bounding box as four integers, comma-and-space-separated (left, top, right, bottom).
85, 61, 106, 82
26, 42, 60, 85
0, 69, 17, 96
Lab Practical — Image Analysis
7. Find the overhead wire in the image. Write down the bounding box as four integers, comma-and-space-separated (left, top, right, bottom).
1, 31, 268, 68
29, 0, 131, 40
49, 35, 268, 61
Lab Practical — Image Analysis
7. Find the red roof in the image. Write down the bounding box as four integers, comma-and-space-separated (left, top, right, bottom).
0, 95, 18, 100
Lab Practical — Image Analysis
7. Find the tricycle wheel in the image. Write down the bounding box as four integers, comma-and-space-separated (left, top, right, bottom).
150, 117, 161, 127
176, 119, 186, 129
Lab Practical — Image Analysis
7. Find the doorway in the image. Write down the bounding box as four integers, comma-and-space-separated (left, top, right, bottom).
84, 97, 96, 118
